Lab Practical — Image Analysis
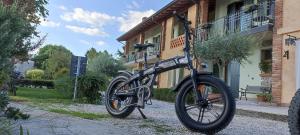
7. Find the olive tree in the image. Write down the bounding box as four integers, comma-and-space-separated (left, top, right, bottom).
194, 33, 258, 82
87, 51, 125, 78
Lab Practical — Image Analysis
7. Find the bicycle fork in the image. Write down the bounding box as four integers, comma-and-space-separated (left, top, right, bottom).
190, 69, 205, 104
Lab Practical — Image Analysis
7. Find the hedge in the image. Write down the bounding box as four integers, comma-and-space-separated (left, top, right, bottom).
16, 79, 54, 89
153, 88, 176, 103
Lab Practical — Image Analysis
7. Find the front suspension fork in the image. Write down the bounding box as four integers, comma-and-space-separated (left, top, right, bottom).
190, 69, 204, 103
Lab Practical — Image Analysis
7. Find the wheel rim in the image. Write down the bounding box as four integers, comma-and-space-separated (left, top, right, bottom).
181, 82, 226, 125
107, 77, 134, 113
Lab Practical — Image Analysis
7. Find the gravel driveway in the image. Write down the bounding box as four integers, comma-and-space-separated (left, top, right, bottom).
8, 100, 289, 135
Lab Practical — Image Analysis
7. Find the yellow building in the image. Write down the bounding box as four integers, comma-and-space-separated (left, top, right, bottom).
117, 0, 298, 106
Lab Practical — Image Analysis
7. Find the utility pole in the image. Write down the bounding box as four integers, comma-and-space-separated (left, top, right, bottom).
73, 56, 81, 101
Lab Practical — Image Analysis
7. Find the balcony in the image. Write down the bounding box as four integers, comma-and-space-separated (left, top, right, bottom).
195, 1, 274, 42
124, 43, 160, 65
170, 35, 185, 49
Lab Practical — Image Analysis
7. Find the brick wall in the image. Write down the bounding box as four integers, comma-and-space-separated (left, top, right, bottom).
271, 0, 283, 104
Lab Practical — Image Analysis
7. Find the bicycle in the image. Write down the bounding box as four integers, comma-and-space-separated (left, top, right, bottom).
105, 12, 236, 134
288, 89, 300, 135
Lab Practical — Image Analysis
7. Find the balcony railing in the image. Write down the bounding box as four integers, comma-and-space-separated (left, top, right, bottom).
170, 35, 185, 49
125, 42, 160, 63
195, 0, 274, 42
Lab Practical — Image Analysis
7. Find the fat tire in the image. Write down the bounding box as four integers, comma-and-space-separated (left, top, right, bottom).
175, 75, 235, 134
288, 89, 300, 135
105, 73, 137, 118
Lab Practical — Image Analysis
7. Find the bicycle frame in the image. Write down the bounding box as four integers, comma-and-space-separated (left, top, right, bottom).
115, 14, 204, 107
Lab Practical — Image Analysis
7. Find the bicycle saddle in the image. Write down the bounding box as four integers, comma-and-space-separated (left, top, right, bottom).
134, 43, 155, 51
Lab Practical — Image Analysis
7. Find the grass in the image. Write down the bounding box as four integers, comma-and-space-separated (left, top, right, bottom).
9, 87, 72, 104
139, 119, 172, 134
48, 108, 110, 120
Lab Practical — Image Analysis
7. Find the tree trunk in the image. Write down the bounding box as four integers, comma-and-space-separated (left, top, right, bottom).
224, 63, 228, 84
11, 57, 16, 96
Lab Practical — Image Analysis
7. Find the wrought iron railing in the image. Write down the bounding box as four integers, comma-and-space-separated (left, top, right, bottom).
125, 43, 160, 63
195, 0, 274, 42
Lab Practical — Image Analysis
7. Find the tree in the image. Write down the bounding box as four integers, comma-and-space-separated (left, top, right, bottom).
194, 33, 257, 82
87, 51, 125, 78
1, 0, 49, 61
33, 45, 72, 79
85, 48, 98, 62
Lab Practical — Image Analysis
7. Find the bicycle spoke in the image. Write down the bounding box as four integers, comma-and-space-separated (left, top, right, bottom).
208, 109, 220, 118
185, 104, 198, 111
197, 107, 205, 122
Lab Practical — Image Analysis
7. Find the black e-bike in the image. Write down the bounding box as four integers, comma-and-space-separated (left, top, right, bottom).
105, 13, 236, 134
288, 89, 300, 134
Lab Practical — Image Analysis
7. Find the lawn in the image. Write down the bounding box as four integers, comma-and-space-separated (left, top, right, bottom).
49, 109, 110, 120
10, 87, 72, 104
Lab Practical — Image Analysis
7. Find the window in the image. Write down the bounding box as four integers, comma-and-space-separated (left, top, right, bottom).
261, 49, 272, 61
172, 12, 187, 38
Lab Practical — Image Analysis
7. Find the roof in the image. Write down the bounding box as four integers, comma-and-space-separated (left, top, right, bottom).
117, 0, 196, 41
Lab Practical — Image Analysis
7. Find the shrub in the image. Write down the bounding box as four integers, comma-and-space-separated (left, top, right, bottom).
259, 61, 272, 73
77, 74, 108, 104
54, 67, 70, 79
153, 88, 176, 103
54, 76, 74, 98
25, 69, 45, 80
0, 90, 9, 111
16, 79, 54, 89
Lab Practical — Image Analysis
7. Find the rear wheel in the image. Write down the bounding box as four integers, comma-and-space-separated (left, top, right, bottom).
288, 90, 300, 135
105, 74, 137, 118
175, 76, 235, 134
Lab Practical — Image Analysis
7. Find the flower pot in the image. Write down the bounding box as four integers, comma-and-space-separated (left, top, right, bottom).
257, 95, 266, 102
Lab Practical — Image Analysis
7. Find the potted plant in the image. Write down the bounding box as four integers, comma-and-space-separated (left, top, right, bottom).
264, 93, 273, 103
259, 61, 272, 77
256, 93, 266, 102
256, 93, 273, 103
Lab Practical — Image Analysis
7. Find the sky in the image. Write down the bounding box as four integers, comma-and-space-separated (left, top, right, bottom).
37, 0, 172, 57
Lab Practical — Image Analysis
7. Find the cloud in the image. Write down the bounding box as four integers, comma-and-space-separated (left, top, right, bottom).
96, 41, 105, 46
66, 25, 107, 36
61, 8, 115, 27
127, 1, 140, 9
118, 10, 155, 32
59, 5, 67, 11
40, 20, 60, 27
80, 40, 105, 46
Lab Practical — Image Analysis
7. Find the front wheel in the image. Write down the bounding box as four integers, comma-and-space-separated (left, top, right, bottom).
175, 75, 235, 134
288, 89, 300, 135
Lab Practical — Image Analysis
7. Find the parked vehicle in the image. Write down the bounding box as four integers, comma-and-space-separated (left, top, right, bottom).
105, 12, 236, 134
288, 89, 300, 135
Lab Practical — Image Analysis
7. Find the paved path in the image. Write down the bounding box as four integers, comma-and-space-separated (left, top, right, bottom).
8, 100, 289, 135
236, 100, 288, 116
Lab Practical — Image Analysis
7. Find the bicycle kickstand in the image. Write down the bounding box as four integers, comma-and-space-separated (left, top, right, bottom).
137, 108, 147, 119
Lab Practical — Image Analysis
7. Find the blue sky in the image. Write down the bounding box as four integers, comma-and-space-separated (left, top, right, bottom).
38, 0, 172, 56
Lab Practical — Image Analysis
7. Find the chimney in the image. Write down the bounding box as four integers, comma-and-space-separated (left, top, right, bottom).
142, 17, 148, 22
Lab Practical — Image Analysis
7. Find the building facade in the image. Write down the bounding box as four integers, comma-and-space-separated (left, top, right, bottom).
117, 0, 298, 105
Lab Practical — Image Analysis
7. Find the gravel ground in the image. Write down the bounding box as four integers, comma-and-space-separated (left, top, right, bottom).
7, 100, 289, 135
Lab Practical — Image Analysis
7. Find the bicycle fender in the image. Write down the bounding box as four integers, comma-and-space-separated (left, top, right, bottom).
172, 72, 212, 92
118, 70, 133, 77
